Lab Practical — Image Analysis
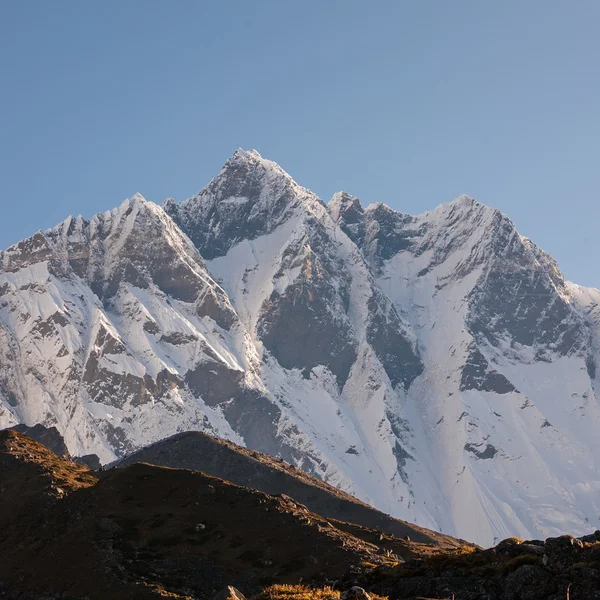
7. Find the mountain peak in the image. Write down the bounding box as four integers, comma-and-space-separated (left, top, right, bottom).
164, 151, 324, 259
128, 192, 147, 204
451, 193, 477, 206
422, 194, 503, 226
329, 191, 364, 223
215, 149, 312, 205
221, 148, 284, 178
227, 147, 263, 165
364, 201, 396, 214
330, 191, 362, 207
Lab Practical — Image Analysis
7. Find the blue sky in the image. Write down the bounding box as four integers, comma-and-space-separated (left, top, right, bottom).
1, 2, 599, 285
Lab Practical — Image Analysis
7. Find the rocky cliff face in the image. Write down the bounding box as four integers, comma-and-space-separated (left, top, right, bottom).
2, 149, 600, 546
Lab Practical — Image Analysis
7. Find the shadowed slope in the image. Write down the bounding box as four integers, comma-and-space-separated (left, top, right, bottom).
0, 431, 396, 599
113, 431, 462, 548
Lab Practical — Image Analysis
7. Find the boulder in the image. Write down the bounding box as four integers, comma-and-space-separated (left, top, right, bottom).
73, 454, 102, 470
341, 587, 371, 600
544, 535, 584, 553
578, 530, 600, 544
504, 564, 552, 600
543, 535, 584, 570
496, 537, 525, 556
212, 586, 247, 600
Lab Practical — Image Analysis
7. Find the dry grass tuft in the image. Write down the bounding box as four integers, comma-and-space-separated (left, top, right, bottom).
138, 581, 193, 598
254, 584, 388, 600
423, 544, 478, 569
253, 584, 340, 600
502, 537, 525, 544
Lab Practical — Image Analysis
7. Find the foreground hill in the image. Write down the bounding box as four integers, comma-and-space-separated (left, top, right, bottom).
3, 149, 600, 544
6, 422, 102, 468
113, 430, 460, 547
2, 430, 600, 600
0, 430, 448, 599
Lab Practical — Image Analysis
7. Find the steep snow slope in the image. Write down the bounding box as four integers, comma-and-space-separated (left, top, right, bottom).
0, 196, 256, 461
2, 149, 600, 546
333, 193, 600, 544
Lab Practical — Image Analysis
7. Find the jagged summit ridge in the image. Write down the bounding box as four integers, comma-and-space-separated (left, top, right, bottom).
225, 147, 282, 171
331, 192, 487, 220
2, 150, 600, 547
164, 149, 325, 260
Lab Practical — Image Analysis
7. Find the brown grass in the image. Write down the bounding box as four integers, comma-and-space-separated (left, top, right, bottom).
501, 537, 525, 544
388, 544, 541, 580
253, 585, 340, 600
253, 585, 388, 600
0, 429, 97, 492
421, 544, 478, 569
137, 581, 193, 598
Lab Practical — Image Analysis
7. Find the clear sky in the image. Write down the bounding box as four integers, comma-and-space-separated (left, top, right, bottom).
1, 2, 599, 285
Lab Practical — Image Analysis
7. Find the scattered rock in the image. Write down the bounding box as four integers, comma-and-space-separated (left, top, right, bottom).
495, 538, 545, 557
518, 544, 545, 556
213, 586, 247, 600
341, 586, 371, 600
96, 517, 122, 535
504, 564, 552, 600
522, 539, 545, 547
579, 530, 600, 543
545, 535, 584, 554
73, 453, 102, 470
496, 537, 524, 556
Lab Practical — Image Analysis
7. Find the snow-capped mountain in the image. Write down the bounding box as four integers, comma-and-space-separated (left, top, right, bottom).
2, 149, 599, 546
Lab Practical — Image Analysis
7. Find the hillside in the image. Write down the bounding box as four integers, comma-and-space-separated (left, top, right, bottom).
114, 431, 461, 547
3, 430, 600, 599
0, 430, 444, 599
